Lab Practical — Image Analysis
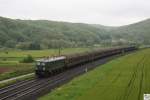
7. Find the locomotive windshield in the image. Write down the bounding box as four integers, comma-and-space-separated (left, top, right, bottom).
36, 62, 40, 66
36, 62, 46, 66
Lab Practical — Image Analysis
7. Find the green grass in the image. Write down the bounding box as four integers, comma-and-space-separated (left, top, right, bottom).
0, 48, 90, 64
39, 49, 150, 100
0, 63, 34, 81
0, 48, 89, 58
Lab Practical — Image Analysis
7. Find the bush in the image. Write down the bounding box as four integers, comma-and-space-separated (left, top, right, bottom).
20, 55, 34, 63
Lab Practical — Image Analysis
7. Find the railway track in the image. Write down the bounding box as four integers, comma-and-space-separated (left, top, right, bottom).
0, 53, 131, 100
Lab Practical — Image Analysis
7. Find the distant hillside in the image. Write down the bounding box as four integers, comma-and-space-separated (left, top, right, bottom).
0, 16, 150, 49
110, 19, 150, 45
0, 17, 110, 49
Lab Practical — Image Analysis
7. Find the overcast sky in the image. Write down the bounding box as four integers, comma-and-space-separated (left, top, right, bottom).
0, 0, 150, 26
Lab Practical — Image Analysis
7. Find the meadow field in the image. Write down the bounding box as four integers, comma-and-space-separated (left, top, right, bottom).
0, 48, 90, 80
39, 48, 150, 100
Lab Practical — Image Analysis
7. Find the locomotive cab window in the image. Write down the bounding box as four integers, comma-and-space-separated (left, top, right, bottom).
41, 62, 46, 66
36, 62, 41, 66
36, 62, 46, 66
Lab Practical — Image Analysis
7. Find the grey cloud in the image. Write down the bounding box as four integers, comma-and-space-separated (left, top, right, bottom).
0, 0, 150, 26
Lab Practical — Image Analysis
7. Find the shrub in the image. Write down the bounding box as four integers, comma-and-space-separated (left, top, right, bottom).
20, 55, 34, 63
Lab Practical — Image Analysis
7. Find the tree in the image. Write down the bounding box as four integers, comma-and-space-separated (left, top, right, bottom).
29, 42, 41, 50
5, 40, 16, 48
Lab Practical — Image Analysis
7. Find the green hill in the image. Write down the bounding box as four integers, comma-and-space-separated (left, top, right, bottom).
0, 17, 110, 49
109, 19, 150, 45
0, 16, 150, 49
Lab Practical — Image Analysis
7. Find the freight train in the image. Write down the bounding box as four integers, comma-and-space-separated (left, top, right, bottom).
35, 46, 137, 77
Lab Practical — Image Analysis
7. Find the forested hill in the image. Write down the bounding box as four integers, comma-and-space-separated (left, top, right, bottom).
0, 16, 150, 50
109, 18, 150, 45
0, 17, 110, 49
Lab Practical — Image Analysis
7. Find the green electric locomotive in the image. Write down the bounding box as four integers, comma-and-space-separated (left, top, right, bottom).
35, 56, 66, 77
